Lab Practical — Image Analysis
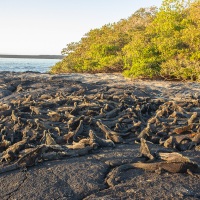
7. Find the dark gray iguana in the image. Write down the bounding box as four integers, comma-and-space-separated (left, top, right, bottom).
0, 144, 94, 175
0, 145, 47, 174
106, 141, 200, 187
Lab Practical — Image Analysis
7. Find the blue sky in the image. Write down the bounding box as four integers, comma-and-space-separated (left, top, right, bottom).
0, 0, 163, 55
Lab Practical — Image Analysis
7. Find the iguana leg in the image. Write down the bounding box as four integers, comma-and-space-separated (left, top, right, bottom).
155, 167, 163, 174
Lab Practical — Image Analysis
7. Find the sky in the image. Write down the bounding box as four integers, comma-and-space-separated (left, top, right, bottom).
0, 0, 163, 55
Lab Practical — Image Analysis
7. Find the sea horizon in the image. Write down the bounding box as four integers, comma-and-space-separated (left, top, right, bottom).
0, 57, 61, 73
0, 54, 64, 59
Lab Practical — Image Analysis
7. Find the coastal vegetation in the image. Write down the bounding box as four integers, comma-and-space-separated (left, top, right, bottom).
50, 0, 200, 81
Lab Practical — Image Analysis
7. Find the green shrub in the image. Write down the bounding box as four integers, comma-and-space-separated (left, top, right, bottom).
50, 0, 200, 82
160, 58, 200, 81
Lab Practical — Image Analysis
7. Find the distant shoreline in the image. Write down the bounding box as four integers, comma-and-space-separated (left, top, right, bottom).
0, 54, 64, 59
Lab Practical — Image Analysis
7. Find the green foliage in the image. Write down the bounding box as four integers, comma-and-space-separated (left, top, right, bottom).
122, 32, 161, 78
160, 58, 200, 80
51, 0, 200, 81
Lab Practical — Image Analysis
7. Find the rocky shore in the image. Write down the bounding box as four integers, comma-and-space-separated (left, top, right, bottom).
0, 72, 200, 200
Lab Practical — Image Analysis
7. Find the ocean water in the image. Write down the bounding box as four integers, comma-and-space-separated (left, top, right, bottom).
0, 58, 61, 73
